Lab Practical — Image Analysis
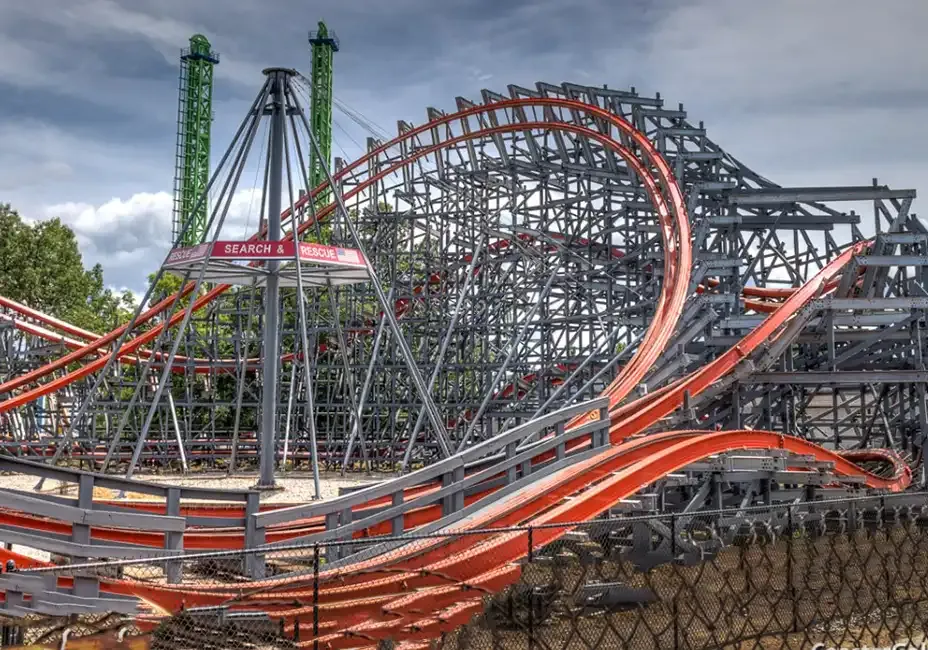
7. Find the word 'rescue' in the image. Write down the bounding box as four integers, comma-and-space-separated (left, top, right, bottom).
166, 244, 210, 265
299, 243, 338, 261
218, 242, 290, 257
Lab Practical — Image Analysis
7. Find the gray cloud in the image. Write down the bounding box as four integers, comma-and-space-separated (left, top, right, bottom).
0, 0, 925, 295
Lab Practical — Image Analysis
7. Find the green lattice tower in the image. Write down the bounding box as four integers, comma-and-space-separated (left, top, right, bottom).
307, 22, 339, 210
173, 34, 219, 246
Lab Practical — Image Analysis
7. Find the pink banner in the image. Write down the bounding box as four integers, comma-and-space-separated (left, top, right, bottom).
298, 243, 366, 267
164, 241, 366, 268
164, 243, 210, 266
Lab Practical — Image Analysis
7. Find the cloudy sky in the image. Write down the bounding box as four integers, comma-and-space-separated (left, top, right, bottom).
0, 0, 925, 295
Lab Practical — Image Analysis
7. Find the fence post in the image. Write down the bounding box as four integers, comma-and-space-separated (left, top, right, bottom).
788, 506, 797, 633
671, 513, 678, 650
881, 496, 894, 613
527, 526, 535, 650
313, 543, 320, 650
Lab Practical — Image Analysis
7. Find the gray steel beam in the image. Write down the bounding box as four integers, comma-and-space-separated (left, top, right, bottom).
726, 186, 916, 205
856, 255, 928, 267
752, 371, 928, 385
257, 68, 289, 489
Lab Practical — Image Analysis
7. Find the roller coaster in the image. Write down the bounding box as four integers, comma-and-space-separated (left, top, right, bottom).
0, 67, 924, 648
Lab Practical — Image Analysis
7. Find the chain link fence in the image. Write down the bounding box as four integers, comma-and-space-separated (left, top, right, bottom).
4, 493, 928, 649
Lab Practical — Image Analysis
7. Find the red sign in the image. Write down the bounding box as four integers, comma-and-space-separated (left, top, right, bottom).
212, 240, 295, 260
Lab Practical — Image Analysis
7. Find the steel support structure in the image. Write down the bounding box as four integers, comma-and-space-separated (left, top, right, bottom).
0, 80, 921, 486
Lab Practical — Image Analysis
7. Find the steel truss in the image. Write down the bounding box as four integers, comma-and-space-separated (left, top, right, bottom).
0, 80, 921, 486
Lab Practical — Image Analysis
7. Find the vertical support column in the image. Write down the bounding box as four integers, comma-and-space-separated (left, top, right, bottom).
833, 388, 840, 448
164, 487, 183, 584
325, 512, 340, 563
441, 471, 454, 516
390, 492, 404, 536
760, 478, 771, 505
321, 508, 355, 561
244, 491, 265, 578
257, 68, 289, 490
339, 507, 352, 541
520, 428, 532, 478
72, 474, 98, 598
452, 465, 465, 512
505, 441, 518, 484
731, 383, 742, 429
592, 405, 610, 448
712, 474, 723, 510
320, 508, 356, 561
763, 391, 773, 430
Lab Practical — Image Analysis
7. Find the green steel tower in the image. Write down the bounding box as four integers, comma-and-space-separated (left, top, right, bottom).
173, 34, 219, 246
307, 22, 339, 207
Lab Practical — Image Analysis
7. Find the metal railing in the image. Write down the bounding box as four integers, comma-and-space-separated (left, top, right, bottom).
6, 492, 928, 648
248, 397, 610, 569
0, 398, 610, 590
0, 455, 259, 586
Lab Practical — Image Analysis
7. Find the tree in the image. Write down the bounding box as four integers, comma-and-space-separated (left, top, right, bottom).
70, 264, 137, 332
147, 270, 185, 307
0, 203, 135, 332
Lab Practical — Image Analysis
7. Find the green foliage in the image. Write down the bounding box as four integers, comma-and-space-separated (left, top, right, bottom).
147, 271, 185, 307
302, 218, 334, 244
0, 203, 135, 332
69, 264, 136, 332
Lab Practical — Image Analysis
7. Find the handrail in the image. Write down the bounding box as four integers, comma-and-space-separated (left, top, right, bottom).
0, 454, 259, 579
254, 397, 609, 528
0, 455, 256, 502
0, 489, 186, 532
